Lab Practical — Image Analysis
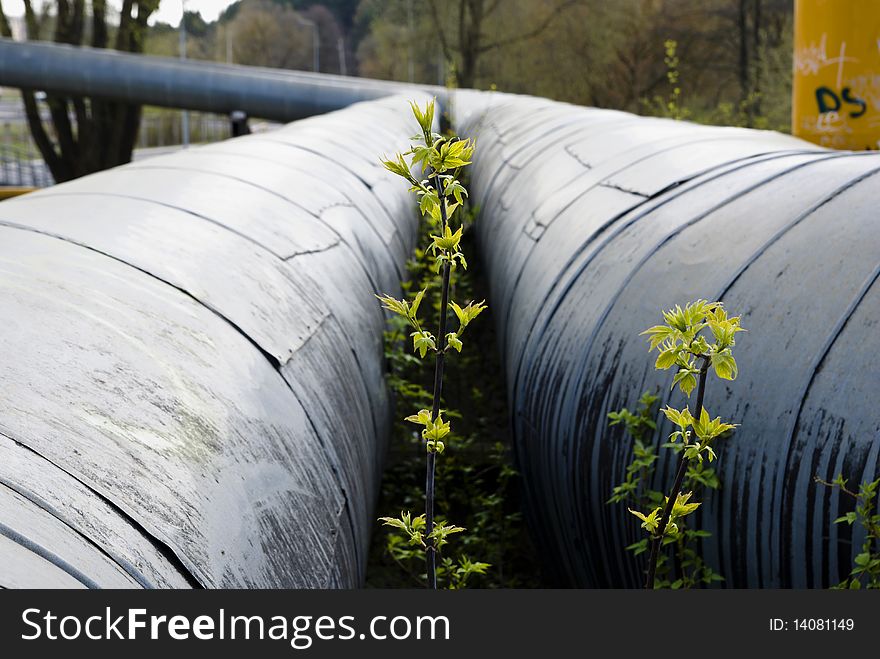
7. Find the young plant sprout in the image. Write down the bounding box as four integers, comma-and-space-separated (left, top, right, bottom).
376, 99, 485, 589
607, 388, 724, 588
629, 300, 744, 589
815, 474, 880, 589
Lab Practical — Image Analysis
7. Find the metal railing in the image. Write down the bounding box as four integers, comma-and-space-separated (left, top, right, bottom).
0, 110, 234, 188
0, 137, 53, 188
136, 111, 231, 149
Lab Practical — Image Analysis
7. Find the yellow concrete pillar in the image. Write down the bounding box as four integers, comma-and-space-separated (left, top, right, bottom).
793, 0, 880, 150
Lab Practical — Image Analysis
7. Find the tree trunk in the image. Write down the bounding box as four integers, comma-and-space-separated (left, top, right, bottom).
752, 0, 763, 121
738, 0, 750, 108
0, 0, 156, 183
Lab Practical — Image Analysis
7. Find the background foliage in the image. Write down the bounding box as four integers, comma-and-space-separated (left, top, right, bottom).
139, 0, 794, 130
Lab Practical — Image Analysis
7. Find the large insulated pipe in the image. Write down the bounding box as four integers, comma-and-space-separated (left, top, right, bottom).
0, 37, 439, 121
0, 93, 425, 588
455, 91, 880, 588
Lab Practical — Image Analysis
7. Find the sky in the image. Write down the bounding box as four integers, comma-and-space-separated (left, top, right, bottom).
2, 0, 240, 26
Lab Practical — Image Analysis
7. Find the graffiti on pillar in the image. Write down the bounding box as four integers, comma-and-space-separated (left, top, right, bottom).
814, 86, 867, 118
792, 1, 880, 151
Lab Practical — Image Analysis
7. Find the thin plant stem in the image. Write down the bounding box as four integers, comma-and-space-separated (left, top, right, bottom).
425, 171, 451, 589
645, 355, 710, 589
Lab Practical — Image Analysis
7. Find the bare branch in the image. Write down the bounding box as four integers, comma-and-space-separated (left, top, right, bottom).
477, 0, 578, 54
115, 0, 134, 51
22, 90, 70, 181
92, 0, 108, 48
23, 0, 40, 39
427, 0, 454, 65
485, 0, 503, 19
71, 0, 85, 44
0, 0, 12, 38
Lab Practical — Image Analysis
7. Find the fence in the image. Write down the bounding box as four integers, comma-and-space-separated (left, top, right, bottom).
0, 131, 52, 187
0, 110, 232, 189
136, 111, 231, 149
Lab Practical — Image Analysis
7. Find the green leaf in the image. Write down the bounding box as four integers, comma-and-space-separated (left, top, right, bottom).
411, 330, 436, 358
445, 201, 461, 222
381, 153, 414, 182
375, 293, 409, 318
428, 200, 443, 225
692, 407, 737, 440
711, 350, 738, 380
409, 288, 427, 320
431, 225, 463, 252
673, 369, 697, 397
409, 98, 436, 136
446, 332, 463, 352
640, 325, 674, 352
450, 300, 487, 334
662, 405, 693, 429
423, 415, 451, 442
429, 522, 465, 549
418, 190, 437, 216
404, 409, 432, 426
685, 529, 712, 539
423, 413, 452, 453
457, 556, 490, 576
629, 506, 661, 533
431, 137, 475, 172
655, 349, 677, 370
626, 538, 650, 555
410, 144, 434, 170
445, 179, 468, 204
671, 491, 701, 519
379, 511, 427, 548
378, 516, 407, 531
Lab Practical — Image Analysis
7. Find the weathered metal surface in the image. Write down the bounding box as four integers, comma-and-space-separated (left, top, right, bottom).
0, 435, 192, 588
0, 483, 141, 588
0, 94, 423, 588
456, 91, 880, 587
0, 37, 440, 122
0, 194, 329, 366
0, 534, 87, 589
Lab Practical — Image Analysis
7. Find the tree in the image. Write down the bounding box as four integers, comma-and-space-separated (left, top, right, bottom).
354, 0, 583, 88
427, 0, 579, 89
302, 3, 346, 74
0, 0, 160, 182
225, 0, 313, 70
355, 1, 424, 82
217, 1, 348, 73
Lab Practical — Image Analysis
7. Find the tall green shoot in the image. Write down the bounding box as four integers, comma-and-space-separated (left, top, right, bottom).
631, 300, 744, 589
376, 99, 484, 588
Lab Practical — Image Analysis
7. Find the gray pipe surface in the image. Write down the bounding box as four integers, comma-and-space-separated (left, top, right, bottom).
0, 37, 440, 121
0, 93, 425, 588
456, 91, 880, 588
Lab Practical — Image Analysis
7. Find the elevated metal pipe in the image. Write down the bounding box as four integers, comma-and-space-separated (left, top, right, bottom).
0, 37, 441, 121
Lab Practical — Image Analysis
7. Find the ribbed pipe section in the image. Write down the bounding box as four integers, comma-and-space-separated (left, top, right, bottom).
0, 94, 424, 588
456, 91, 880, 587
